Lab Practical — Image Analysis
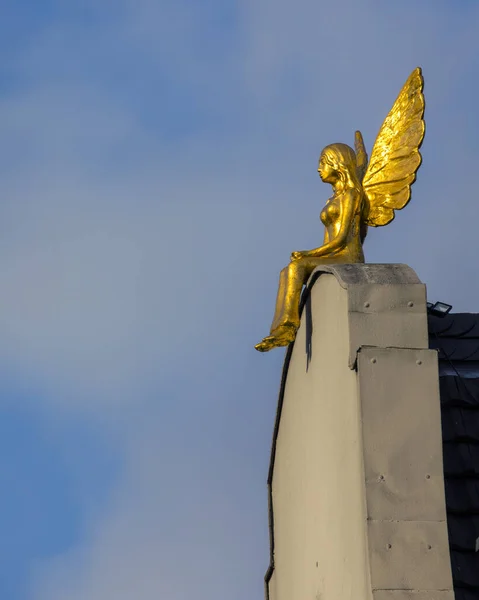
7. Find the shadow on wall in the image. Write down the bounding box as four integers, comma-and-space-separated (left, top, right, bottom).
305, 294, 313, 372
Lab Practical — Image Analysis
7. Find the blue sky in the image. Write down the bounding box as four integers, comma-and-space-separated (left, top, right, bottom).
1, 0, 479, 598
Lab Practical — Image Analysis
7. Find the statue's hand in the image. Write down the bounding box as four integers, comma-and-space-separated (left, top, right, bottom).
291, 251, 307, 261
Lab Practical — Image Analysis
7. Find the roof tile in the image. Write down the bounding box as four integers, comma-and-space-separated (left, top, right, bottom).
430, 313, 479, 595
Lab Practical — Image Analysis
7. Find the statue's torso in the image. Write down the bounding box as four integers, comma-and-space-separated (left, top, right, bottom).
320, 191, 365, 263
320, 197, 340, 226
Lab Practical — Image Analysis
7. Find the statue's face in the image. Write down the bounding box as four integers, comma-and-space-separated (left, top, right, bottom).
318, 153, 337, 183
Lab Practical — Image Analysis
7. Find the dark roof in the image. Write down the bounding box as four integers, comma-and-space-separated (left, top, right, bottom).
429, 313, 479, 596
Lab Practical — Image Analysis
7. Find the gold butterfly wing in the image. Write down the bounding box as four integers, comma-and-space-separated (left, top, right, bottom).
354, 130, 368, 181
362, 67, 425, 227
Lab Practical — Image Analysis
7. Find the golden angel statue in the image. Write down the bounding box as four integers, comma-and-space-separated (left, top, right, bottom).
255, 67, 425, 352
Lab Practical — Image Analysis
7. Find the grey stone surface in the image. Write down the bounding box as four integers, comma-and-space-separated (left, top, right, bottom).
368, 520, 453, 591
373, 592, 455, 600
306, 264, 423, 288
307, 264, 429, 368
358, 347, 446, 522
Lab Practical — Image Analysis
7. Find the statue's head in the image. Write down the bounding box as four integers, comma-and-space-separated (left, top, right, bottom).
318, 143, 359, 186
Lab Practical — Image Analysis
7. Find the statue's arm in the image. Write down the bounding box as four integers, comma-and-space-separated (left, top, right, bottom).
297, 189, 358, 258
323, 227, 330, 245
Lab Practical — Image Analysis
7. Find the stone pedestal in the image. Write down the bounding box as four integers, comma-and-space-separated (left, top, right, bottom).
265, 264, 453, 600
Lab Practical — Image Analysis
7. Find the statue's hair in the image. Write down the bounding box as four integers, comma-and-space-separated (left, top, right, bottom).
321, 143, 361, 189
320, 143, 368, 243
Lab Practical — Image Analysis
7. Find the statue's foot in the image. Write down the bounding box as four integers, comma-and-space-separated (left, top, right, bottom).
254, 323, 297, 352
255, 336, 283, 352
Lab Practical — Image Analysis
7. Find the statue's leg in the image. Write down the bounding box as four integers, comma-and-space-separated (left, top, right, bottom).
270, 260, 309, 332
255, 258, 321, 352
